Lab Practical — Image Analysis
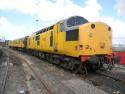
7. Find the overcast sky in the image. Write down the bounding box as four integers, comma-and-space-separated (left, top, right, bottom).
0, 0, 125, 44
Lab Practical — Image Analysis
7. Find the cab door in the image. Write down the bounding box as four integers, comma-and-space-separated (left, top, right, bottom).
53, 24, 59, 52
53, 23, 65, 54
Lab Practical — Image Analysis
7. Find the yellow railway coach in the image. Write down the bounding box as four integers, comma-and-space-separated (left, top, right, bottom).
9, 38, 24, 49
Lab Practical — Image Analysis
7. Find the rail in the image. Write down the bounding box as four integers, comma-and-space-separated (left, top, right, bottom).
0, 53, 9, 94
96, 71, 125, 83
20, 56, 54, 94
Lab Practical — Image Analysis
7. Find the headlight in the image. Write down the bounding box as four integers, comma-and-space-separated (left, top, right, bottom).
108, 27, 111, 31
91, 24, 95, 29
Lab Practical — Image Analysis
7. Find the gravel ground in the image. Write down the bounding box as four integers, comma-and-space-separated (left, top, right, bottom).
18, 50, 125, 94
3, 48, 125, 94
2, 50, 28, 94
6, 48, 108, 94
1, 48, 46, 94
86, 74, 125, 94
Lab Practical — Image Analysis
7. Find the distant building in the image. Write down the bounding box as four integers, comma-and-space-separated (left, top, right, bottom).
113, 44, 125, 52
113, 44, 125, 65
0, 40, 8, 47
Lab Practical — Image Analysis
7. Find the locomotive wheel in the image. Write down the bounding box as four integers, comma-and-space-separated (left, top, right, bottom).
48, 54, 53, 62
88, 62, 103, 72
68, 62, 75, 71
74, 63, 88, 75
52, 56, 60, 65
102, 62, 114, 72
65, 61, 76, 71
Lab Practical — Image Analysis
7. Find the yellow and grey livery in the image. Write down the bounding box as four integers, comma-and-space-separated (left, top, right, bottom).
8, 16, 119, 74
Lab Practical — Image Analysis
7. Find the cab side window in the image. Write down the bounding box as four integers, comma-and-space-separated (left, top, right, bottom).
36, 35, 40, 41
60, 23, 65, 32
66, 29, 79, 41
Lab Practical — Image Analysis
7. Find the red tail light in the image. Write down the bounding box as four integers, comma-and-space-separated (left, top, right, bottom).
81, 56, 90, 62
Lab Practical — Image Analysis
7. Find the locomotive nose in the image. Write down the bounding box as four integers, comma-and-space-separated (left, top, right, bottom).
79, 22, 112, 55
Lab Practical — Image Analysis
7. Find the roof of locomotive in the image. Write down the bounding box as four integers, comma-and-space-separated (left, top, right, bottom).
10, 15, 89, 41
25, 15, 89, 38
57, 15, 89, 23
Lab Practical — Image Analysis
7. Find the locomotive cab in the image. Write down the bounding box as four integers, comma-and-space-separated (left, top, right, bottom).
79, 21, 114, 70
62, 16, 115, 71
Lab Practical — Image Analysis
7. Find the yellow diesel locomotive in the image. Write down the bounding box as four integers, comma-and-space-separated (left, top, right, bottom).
9, 16, 119, 74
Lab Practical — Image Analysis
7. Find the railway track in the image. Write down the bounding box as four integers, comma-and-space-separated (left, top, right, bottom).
22, 54, 125, 94
0, 51, 9, 94
6, 49, 55, 94
5, 48, 125, 94
22, 55, 125, 94
22, 58, 54, 94
96, 71, 125, 83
